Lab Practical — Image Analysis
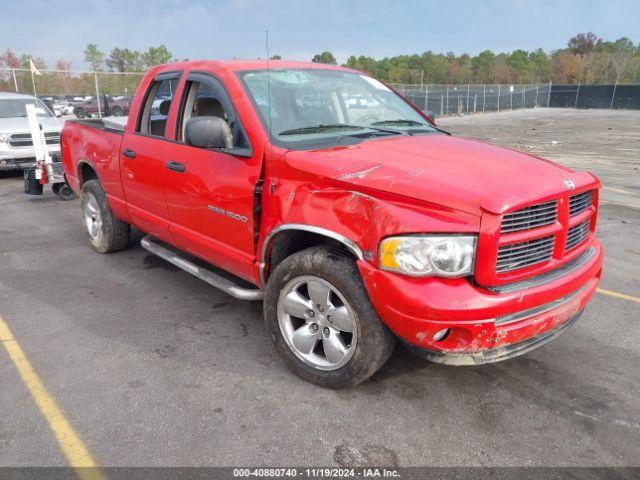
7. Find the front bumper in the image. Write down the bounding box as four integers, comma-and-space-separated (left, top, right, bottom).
405, 310, 583, 365
358, 239, 602, 364
0, 157, 36, 170
0, 145, 60, 170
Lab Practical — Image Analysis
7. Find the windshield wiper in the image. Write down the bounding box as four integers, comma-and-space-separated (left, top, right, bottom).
372, 119, 428, 127
279, 124, 367, 136
278, 123, 400, 136
373, 118, 451, 135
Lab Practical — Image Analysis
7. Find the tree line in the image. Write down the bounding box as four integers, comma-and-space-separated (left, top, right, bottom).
1, 33, 638, 98
0, 44, 172, 96
311, 33, 640, 85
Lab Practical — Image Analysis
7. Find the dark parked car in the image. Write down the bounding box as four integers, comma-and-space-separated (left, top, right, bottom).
73, 95, 132, 118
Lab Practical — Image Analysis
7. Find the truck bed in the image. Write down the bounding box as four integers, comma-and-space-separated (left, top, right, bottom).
65, 116, 127, 134
61, 116, 127, 212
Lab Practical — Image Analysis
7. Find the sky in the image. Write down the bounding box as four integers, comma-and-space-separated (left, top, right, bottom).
1, 0, 638, 70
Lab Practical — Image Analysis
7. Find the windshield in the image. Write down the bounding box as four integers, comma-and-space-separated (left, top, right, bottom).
238, 68, 437, 149
0, 99, 53, 118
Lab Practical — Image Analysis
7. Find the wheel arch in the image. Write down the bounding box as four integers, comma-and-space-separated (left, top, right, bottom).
77, 160, 100, 186
260, 224, 364, 286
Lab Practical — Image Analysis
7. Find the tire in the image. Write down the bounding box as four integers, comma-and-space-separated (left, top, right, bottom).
81, 179, 130, 253
56, 183, 76, 201
264, 247, 396, 388
74, 108, 85, 118
112, 106, 123, 116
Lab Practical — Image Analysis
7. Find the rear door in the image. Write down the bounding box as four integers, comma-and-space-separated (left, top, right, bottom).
120, 72, 181, 243
163, 71, 261, 282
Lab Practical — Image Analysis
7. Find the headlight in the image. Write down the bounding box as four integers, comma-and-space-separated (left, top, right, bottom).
379, 235, 476, 277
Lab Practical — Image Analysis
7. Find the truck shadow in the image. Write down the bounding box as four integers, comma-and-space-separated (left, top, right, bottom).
373, 344, 433, 381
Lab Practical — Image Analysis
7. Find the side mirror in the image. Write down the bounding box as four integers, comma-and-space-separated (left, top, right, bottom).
185, 116, 232, 149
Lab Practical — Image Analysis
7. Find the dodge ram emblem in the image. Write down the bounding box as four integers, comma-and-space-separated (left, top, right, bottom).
564, 180, 576, 190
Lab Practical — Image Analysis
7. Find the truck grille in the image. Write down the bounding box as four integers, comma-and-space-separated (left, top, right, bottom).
9, 132, 60, 147
500, 200, 557, 233
482, 188, 598, 285
496, 236, 555, 273
569, 190, 593, 217
565, 220, 590, 251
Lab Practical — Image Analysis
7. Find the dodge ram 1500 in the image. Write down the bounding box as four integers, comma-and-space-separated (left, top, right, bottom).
61, 60, 603, 387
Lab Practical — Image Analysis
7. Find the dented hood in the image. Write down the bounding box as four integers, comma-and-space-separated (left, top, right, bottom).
284, 133, 596, 216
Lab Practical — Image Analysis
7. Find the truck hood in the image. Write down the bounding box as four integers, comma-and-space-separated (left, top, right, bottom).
284, 133, 596, 215
0, 116, 63, 134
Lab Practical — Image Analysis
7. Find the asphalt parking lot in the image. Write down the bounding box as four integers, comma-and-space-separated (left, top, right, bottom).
1, 108, 639, 469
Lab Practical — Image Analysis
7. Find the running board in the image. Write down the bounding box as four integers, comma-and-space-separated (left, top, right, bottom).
141, 236, 263, 301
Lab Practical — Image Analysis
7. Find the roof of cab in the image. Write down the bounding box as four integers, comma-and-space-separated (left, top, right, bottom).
152, 59, 356, 75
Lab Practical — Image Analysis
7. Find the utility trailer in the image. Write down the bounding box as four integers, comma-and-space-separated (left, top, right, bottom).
23, 103, 75, 200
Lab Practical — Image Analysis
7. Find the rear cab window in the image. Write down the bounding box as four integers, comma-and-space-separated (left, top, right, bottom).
136, 74, 180, 138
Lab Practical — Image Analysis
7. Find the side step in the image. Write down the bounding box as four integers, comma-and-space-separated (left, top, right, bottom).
141, 236, 264, 301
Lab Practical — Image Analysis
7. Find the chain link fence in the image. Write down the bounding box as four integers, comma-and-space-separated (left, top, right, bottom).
0, 68, 145, 117
4, 68, 635, 118
390, 83, 552, 117
0, 70, 554, 119
0, 68, 144, 98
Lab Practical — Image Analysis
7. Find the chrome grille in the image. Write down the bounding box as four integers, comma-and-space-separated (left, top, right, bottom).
501, 200, 557, 233
9, 132, 60, 147
497, 236, 555, 273
565, 220, 590, 251
569, 190, 593, 217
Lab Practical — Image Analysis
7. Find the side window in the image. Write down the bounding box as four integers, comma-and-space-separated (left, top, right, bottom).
137, 77, 179, 137
177, 76, 249, 150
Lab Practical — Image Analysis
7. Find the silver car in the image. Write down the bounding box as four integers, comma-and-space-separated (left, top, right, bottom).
0, 92, 64, 171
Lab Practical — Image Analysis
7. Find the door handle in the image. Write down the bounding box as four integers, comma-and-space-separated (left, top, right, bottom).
166, 160, 186, 173
123, 149, 136, 159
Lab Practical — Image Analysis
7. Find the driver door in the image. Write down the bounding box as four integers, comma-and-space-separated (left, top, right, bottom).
164, 72, 261, 283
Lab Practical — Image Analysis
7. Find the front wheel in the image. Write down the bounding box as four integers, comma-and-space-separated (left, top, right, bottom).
264, 247, 396, 388
82, 179, 130, 253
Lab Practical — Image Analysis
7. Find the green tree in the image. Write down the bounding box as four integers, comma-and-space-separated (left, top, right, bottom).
106, 48, 142, 72
528, 49, 552, 82
19, 54, 47, 70
270, 55, 282, 60
345, 55, 379, 77
84, 44, 104, 71
143, 45, 172, 68
311, 51, 337, 65
507, 49, 530, 82
609, 37, 637, 82
422, 52, 449, 84
472, 50, 496, 83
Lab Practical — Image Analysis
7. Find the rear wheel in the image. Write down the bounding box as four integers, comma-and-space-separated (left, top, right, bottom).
82, 179, 130, 253
264, 247, 396, 388
112, 106, 123, 116
74, 108, 85, 118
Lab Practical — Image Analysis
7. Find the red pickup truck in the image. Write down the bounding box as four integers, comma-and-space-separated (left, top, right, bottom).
61, 60, 603, 387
